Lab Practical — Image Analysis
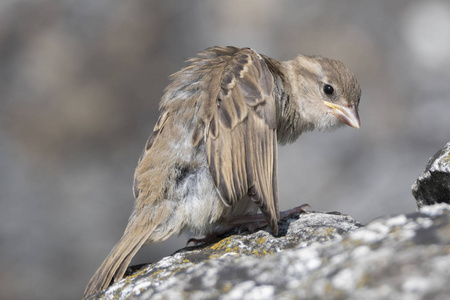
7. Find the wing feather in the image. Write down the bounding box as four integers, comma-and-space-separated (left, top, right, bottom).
133, 111, 169, 199
204, 47, 280, 233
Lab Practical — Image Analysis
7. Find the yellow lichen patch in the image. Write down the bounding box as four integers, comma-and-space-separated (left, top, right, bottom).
207, 237, 243, 258
176, 258, 192, 265
111, 267, 153, 299
443, 152, 450, 164
255, 237, 267, 245
251, 249, 273, 256
326, 227, 336, 236
150, 269, 163, 278
209, 236, 233, 251
125, 266, 149, 281
324, 282, 334, 293
220, 281, 233, 293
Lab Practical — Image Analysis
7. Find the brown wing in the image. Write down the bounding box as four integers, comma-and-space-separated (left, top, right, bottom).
204, 48, 280, 234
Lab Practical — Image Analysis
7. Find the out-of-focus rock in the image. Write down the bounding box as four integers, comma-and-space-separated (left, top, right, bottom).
412, 141, 450, 208
88, 204, 450, 300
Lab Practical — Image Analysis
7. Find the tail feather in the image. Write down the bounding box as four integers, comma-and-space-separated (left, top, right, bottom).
82, 217, 157, 299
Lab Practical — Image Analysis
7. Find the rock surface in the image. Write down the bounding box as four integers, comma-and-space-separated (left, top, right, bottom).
412, 141, 450, 208
87, 204, 450, 300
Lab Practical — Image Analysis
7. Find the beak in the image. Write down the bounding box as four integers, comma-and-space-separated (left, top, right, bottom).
323, 101, 360, 129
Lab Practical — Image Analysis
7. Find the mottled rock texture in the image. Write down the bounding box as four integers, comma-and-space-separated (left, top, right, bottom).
87, 204, 450, 300
412, 141, 450, 208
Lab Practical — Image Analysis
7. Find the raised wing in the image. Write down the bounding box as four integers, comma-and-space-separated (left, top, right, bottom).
202, 47, 280, 234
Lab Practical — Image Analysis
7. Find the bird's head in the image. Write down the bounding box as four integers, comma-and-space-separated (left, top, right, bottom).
283, 55, 361, 133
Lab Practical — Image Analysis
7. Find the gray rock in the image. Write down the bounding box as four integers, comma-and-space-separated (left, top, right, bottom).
88, 204, 450, 300
412, 141, 450, 208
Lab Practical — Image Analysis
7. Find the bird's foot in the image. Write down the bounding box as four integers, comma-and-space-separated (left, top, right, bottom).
186, 225, 235, 246
279, 203, 310, 219
186, 204, 310, 245
226, 203, 311, 233
186, 235, 217, 246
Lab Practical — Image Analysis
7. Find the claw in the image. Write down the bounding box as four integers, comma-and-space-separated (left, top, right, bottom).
279, 203, 310, 219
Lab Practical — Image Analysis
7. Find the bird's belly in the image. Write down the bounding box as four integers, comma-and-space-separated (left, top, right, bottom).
174, 163, 258, 236
175, 164, 228, 235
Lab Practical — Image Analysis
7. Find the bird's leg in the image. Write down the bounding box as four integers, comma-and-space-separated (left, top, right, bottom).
188, 204, 310, 245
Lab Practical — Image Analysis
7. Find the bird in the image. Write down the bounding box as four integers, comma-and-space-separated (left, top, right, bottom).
83, 46, 361, 299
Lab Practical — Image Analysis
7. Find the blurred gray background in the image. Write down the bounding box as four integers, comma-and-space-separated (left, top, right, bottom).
1, 0, 449, 299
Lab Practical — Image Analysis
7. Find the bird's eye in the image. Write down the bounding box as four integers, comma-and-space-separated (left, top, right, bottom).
323, 84, 334, 95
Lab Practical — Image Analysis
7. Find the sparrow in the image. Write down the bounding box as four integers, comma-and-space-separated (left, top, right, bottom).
83, 46, 361, 299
